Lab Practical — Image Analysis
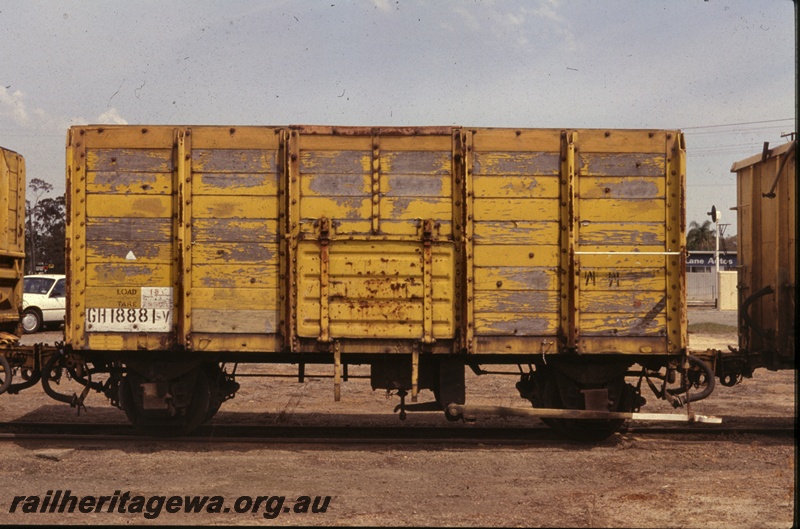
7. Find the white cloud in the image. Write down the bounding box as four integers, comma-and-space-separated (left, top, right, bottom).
523, 0, 563, 24
453, 6, 480, 31
448, 1, 575, 51
0, 86, 80, 132
521, 1, 576, 50
370, 0, 392, 12
96, 108, 128, 125
0, 86, 31, 126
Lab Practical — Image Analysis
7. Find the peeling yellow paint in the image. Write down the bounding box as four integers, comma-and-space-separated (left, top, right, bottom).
68, 125, 685, 356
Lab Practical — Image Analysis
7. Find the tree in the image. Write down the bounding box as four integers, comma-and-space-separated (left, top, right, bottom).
722, 235, 737, 252
686, 220, 715, 251
25, 179, 65, 274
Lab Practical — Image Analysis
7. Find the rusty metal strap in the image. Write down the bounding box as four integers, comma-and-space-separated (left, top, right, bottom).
371, 136, 381, 234
319, 217, 331, 343
421, 219, 435, 345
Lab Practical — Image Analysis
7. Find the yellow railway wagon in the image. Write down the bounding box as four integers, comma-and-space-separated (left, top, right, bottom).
730, 140, 795, 373
64, 125, 691, 437
0, 146, 25, 336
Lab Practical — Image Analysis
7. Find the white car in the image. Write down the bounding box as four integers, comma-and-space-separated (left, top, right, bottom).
22, 274, 66, 334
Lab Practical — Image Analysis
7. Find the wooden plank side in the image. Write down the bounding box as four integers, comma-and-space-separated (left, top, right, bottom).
299, 196, 372, 220
474, 221, 559, 245
473, 290, 559, 313
87, 171, 173, 195
192, 243, 278, 264
189, 126, 282, 149
473, 245, 560, 267
580, 290, 666, 314
579, 253, 667, 269
301, 173, 370, 197
193, 219, 279, 243
300, 150, 371, 173
381, 197, 452, 220
74, 126, 176, 149
86, 241, 172, 263
579, 153, 665, 177
471, 129, 562, 152
381, 174, 451, 197
473, 152, 560, 176
192, 287, 278, 310
85, 218, 172, 241
295, 135, 373, 151
579, 313, 667, 336
578, 222, 665, 246
579, 198, 665, 222
192, 263, 278, 289
87, 263, 171, 286
188, 334, 281, 352
191, 149, 278, 173
86, 195, 172, 218
193, 309, 278, 334
193, 195, 279, 219
379, 135, 453, 151
193, 173, 279, 196
86, 148, 173, 172
380, 151, 452, 175
473, 198, 559, 221
379, 220, 453, 237
473, 175, 560, 198
577, 267, 666, 292
579, 177, 665, 199
474, 313, 559, 335
474, 267, 559, 291
577, 130, 669, 154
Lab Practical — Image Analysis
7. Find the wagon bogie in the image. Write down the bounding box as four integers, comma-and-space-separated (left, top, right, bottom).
119, 364, 211, 437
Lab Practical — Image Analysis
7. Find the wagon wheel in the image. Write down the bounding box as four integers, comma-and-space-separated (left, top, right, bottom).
534, 367, 633, 442
119, 366, 210, 437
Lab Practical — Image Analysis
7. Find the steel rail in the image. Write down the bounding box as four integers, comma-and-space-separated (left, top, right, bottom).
0, 417, 793, 444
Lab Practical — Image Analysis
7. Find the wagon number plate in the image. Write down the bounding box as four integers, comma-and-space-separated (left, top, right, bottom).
85, 287, 173, 332
86, 308, 172, 332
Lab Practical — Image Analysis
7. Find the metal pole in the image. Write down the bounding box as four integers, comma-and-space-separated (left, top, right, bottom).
714, 217, 720, 308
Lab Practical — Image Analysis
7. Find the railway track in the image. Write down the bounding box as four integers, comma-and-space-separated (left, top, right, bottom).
0, 416, 793, 444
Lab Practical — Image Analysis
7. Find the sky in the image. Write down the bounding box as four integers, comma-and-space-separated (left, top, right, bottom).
0, 0, 796, 236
